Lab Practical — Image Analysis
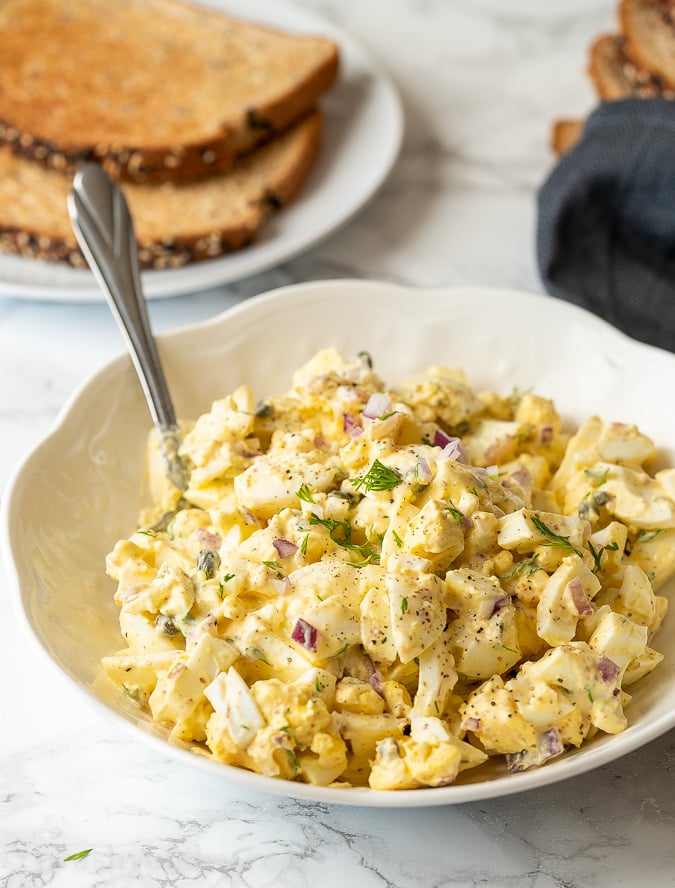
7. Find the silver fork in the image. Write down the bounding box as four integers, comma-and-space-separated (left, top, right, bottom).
67, 163, 189, 497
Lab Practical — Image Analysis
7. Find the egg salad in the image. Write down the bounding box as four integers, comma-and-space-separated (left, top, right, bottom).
102, 348, 672, 790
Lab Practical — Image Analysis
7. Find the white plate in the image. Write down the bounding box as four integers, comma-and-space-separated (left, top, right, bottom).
4, 280, 675, 807
0, 1, 402, 303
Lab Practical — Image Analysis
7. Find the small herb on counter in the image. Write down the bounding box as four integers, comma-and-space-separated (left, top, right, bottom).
64, 849, 93, 862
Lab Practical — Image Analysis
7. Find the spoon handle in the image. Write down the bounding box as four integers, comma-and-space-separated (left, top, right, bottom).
68, 163, 187, 491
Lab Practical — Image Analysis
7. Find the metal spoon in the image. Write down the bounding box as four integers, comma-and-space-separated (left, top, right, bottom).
67, 163, 189, 497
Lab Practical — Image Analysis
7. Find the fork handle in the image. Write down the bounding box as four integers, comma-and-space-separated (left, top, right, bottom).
68, 164, 187, 490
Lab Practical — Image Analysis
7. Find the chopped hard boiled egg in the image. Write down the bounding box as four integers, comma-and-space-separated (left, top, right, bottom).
102, 348, 671, 791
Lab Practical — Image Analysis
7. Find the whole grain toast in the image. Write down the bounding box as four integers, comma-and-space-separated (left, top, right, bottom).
588, 33, 670, 98
0, 112, 321, 269
0, 0, 337, 183
619, 0, 675, 91
551, 119, 584, 156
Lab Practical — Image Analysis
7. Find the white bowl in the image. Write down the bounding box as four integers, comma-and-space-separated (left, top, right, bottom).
4, 279, 675, 807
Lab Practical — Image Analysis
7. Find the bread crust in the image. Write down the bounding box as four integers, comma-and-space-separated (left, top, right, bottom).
0, 112, 322, 269
588, 33, 668, 99
551, 2, 675, 157
550, 119, 584, 157
619, 0, 675, 92
0, 0, 337, 183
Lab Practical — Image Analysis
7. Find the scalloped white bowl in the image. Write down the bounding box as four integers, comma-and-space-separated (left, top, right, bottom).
3, 279, 675, 807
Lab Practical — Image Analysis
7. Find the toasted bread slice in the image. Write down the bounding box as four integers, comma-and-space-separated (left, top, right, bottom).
0, 112, 321, 269
551, 119, 585, 156
0, 0, 337, 182
619, 0, 675, 92
588, 33, 670, 98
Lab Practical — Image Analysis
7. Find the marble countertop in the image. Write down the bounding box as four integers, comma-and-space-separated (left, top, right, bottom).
3, 1, 675, 886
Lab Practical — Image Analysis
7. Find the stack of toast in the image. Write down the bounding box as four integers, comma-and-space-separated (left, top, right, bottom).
552, 0, 675, 156
0, 0, 339, 269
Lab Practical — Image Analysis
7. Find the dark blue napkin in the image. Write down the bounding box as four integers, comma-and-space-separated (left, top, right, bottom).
537, 99, 675, 352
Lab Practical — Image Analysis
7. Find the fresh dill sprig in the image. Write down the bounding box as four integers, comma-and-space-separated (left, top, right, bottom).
445, 500, 464, 525
309, 515, 380, 566
508, 386, 532, 407
583, 466, 610, 486
351, 459, 402, 493
530, 515, 584, 558
296, 483, 315, 504
636, 529, 667, 544
248, 647, 271, 666
262, 560, 284, 578
217, 573, 235, 599
502, 555, 545, 579
285, 748, 300, 772
588, 540, 620, 574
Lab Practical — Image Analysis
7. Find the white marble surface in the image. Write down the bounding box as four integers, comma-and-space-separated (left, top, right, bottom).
2, 1, 675, 886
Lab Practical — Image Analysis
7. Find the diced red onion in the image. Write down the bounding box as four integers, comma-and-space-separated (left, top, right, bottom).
362, 393, 392, 419
598, 656, 621, 685
417, 457, 433, 484
271, 577, 292, 595
490, 595, 511, 617
479, 594, 511, 620
360, 652, 384, 697
433, 429, 453, 448
273, 538, 298, 559
313, 435, 328, 450
538, 727, 563, 760
240, 508, 261, 527
291, 618, 318, 652
368, 669, 384, 697
343, 413, 363, 438
507, 728, 563, 772
485, 464, 499, 476
462, 716, 481, 731
193, 527, 222, 549
540, 426, 554, 444
433, 429, 468, 465
568, 577, 593, 616
186, 614, 217, 648
438, 439, 468, 463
